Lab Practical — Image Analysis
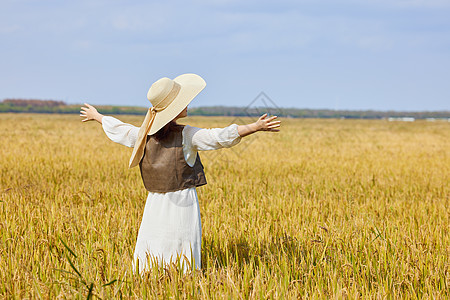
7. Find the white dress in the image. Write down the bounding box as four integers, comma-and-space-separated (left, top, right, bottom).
101, 116, 242, 273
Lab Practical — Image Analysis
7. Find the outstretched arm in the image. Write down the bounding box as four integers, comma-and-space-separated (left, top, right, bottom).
237, 113, 280, 137
185, 113, 281, 152
80, 103, 139, 148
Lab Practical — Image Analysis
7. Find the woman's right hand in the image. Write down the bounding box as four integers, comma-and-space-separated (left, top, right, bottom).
255, 113, 281, 132
80, 103, 103, 123
237, 113, 281, 137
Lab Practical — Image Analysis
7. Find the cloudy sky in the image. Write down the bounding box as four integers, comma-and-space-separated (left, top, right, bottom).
1, 0, 449, 111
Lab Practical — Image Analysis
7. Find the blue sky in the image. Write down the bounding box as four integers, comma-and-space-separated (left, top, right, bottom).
1, 0, 449, 111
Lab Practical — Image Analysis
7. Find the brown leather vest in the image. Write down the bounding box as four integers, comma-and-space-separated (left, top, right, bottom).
139, 125, 207, 193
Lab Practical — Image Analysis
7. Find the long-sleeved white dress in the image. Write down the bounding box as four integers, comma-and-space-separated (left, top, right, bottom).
101, 116, 242, 273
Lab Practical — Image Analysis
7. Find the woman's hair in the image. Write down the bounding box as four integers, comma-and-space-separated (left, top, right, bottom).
151, 120, 184, 141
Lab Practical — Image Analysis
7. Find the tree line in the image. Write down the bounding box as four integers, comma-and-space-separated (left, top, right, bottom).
1, 99, 449, 119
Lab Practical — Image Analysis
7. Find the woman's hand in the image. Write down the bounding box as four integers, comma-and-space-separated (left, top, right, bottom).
255, 113, 281, 132
80, 103, 103, 124
237, 113, 281, 137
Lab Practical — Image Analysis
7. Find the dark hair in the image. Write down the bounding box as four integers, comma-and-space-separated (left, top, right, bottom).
151, 120, 184, 141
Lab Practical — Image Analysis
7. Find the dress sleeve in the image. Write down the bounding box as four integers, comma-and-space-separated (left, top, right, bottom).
101, 116, 140, 148
183, 124, 242, 152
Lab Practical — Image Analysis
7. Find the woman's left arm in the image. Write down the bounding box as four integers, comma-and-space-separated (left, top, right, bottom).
80, 103, 139, 148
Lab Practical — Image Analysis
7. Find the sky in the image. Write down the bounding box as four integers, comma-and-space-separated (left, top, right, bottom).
1, 0, 449, 111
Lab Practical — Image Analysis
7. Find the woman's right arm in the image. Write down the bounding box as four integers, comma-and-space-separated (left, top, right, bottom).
185, 113, 281, 152
237, 113, 280, 137
80, 103, 139, 148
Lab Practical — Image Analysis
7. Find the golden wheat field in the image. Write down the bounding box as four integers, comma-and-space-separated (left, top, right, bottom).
0, 113, 449, 299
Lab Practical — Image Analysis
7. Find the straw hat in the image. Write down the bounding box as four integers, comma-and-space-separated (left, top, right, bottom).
129, 73, 206, 168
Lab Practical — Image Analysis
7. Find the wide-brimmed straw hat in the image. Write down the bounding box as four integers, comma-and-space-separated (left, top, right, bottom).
129, 73, 206, 168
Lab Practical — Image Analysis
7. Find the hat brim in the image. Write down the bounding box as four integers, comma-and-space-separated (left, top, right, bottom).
147, 74, 206, 135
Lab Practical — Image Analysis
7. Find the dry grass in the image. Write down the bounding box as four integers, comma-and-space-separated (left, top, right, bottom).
0, 113, 449, 299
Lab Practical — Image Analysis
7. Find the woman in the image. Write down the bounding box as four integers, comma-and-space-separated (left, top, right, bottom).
80, 73, 281, 274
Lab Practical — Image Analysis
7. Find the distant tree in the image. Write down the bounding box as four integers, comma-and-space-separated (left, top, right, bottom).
3, 99, 66, 107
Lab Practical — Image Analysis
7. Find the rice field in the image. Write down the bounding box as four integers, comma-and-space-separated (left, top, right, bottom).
0, 113, 449, 299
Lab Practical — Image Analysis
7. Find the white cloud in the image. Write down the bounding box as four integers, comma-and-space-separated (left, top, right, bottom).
1, 0, 449, 110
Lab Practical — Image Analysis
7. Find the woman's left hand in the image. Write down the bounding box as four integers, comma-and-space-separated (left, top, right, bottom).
80, 103, 103, 123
